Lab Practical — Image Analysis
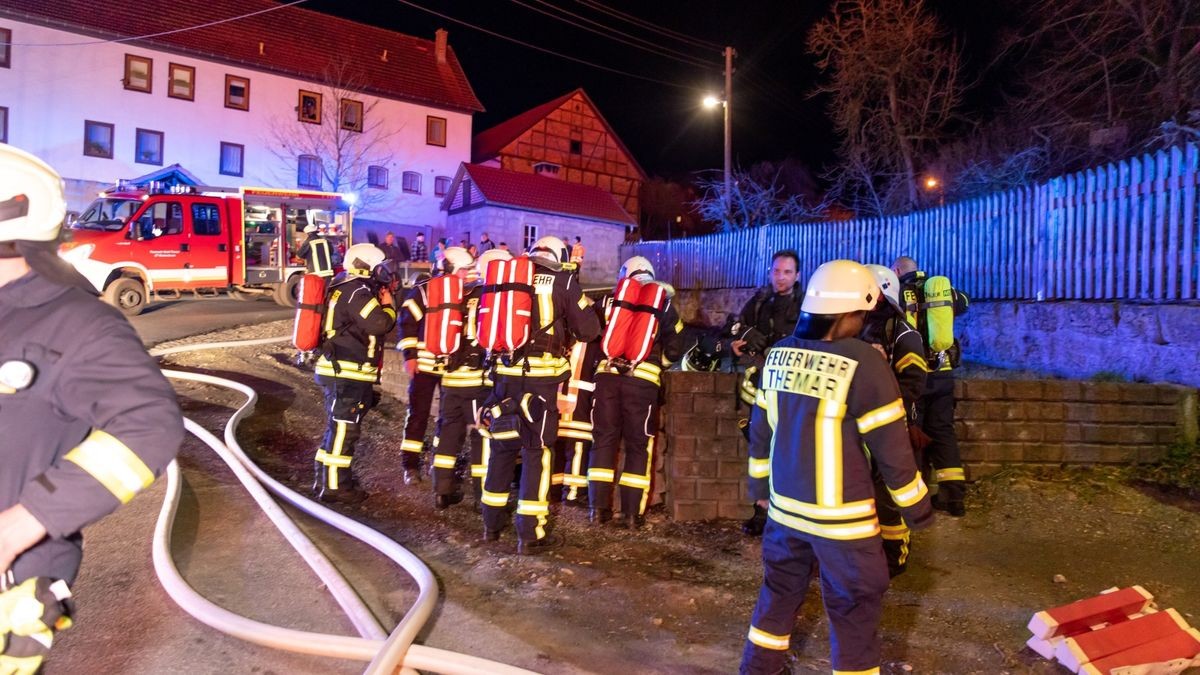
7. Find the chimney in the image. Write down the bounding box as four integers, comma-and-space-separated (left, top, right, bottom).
435, 28, 448, 64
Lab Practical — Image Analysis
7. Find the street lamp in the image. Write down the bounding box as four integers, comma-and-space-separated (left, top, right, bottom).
923, 175, 944, 207
703, 94, 731, 210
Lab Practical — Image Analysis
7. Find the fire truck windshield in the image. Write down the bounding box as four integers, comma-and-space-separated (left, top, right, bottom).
75, 198, 141, 231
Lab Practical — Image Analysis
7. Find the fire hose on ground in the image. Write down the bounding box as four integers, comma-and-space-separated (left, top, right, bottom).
149, 337, 537, 675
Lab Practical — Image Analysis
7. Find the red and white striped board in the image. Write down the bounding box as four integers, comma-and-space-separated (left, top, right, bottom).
1080, 628, 1200, 675
1028, 586, 1154, 639
1057, 609, 1189, 673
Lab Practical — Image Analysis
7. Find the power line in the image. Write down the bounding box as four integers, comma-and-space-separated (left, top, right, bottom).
575, 0, 725, 52
392, 0, 700, 90
1, 0, 310, 47
510, 0, 716, 70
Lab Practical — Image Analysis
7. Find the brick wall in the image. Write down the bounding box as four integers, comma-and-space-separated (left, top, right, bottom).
660, 372, 1198, 522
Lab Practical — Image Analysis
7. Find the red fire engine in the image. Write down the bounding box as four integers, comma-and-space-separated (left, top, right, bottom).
58, 185, 353, 315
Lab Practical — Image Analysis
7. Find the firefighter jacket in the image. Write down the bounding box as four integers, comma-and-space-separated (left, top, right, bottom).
397, 283, 446, 376
898, 270, 970, 371
733, 283, 803, 359
296, 234, 334, 277
440, 283, 490, 389
746, 336, 933, 542
1, 271, 183, 585
594, 290, 686, 388
493, 263, 602, 382
861, 309, 930, 424
315, 275, 397, 383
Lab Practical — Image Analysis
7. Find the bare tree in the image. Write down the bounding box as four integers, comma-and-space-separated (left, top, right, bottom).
807, 0, 964, 215
268, 58, 403, 212
992, 0, 1200, 171
691, 167, 831, 230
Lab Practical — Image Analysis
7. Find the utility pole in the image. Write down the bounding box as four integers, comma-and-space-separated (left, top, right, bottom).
723, 46, 735, 211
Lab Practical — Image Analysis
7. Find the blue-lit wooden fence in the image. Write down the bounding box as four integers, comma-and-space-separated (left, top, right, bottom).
622, 144, 1200, 301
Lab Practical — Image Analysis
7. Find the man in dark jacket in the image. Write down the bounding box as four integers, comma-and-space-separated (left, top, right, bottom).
296, 224, 333, 278
732, 250, 804, 536
312, 243, 397, 503
0, 144, 184, 672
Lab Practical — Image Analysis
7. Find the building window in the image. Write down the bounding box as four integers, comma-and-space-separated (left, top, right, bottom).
523, 224, 538, 252
367, 165, 388, 189
434, 176, 451, 197
135, 129, 164, 165
426, 116, 446, 147
219, 142, 243, 177
402, 171, 421, 194
83, 121, 114, 159
569, 139, 582, 155
534, 162, 561, 176
225, 74, 250, 110
168, 63, 195, 101
0, 28, 11, 69
298, 90, 322, 124
0, 107, 7, 144
192, 204, 222, 235
460, 179, 472, 207
298, 155, 322, 189
124, 54, 152, 93
341, 99, 363, 132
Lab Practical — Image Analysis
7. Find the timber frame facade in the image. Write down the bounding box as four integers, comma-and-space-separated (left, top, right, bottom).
472, 88, 647, 223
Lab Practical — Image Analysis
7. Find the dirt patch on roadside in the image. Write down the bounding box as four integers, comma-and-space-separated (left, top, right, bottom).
161, 323, 1200, 674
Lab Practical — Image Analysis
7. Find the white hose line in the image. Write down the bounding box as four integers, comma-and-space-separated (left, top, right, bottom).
155, 338, 539, 674
164, 368, 437, 670
165, 406, 537, 674
150, 336, 292, 357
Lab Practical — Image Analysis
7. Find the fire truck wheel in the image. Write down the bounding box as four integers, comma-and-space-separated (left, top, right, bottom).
103, 277, 147, 316
273, 274, 302, 308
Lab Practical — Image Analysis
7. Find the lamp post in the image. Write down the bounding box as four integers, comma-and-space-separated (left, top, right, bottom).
704, 46, 736, 216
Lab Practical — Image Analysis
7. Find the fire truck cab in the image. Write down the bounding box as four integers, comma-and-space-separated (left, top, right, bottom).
59, 185, 353, 315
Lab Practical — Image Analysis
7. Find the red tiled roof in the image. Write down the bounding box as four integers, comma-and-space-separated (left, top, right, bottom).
471, 90, 577, 162
472, 88, 646, 179
0, 0, 484, 113
460, 163, 635, 226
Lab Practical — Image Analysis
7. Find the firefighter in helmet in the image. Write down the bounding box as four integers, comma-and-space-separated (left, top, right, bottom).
478, 236, 601, 555
741, 260, 933, 675
586, 256, 684, 528
396, 247, 474, 484
861, 263, 932, 577
312, 243, 396, 503
296, 220, 334, 278
0, 143, 184, 672
428, 246, 498, 511
893, 255, 970, 516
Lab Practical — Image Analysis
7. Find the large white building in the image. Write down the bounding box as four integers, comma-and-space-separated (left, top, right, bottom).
0, 0, 484, 242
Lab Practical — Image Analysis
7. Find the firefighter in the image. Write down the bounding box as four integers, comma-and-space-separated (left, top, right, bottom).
862, 264, 932, 577
0, 144, 184, 672
740, 260, 934, 675
587, 256, 684, 529
732, 249, 804, 537
312, 243, 396, 503
553, 336, 603, 508
397, 249, 474, 484
893, 255, 971, 517
479, 236, 601, 555
296, 222, 334, 278
430, 247, 507, 510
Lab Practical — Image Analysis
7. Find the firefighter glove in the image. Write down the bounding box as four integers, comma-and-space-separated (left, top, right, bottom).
737, 327, 769, 355
0, 577, 73, 666
908, 425, 932, 453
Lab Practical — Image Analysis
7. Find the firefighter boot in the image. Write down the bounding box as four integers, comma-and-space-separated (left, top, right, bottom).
313, 464, 367, 505
623, 512, 645, 530
588, 508, 612, 524
741, 503, 767, 536
933, 483, 966, 517
435, 492, 464, 510
516, 532, 563, 556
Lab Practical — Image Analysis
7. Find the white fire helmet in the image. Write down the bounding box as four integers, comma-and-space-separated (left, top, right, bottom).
0, 143, 67, 244
865, 264, 901, 310
303, 224, 318, 234
801, 260, 879, 314
527, 235, 569, 269
344, 243, 386, 277
476, 247, 513, 273
442, 246, 475, 274
619, 256, 655, 282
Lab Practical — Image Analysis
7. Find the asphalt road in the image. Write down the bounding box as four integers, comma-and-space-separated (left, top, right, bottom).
128, 296, 294, 346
